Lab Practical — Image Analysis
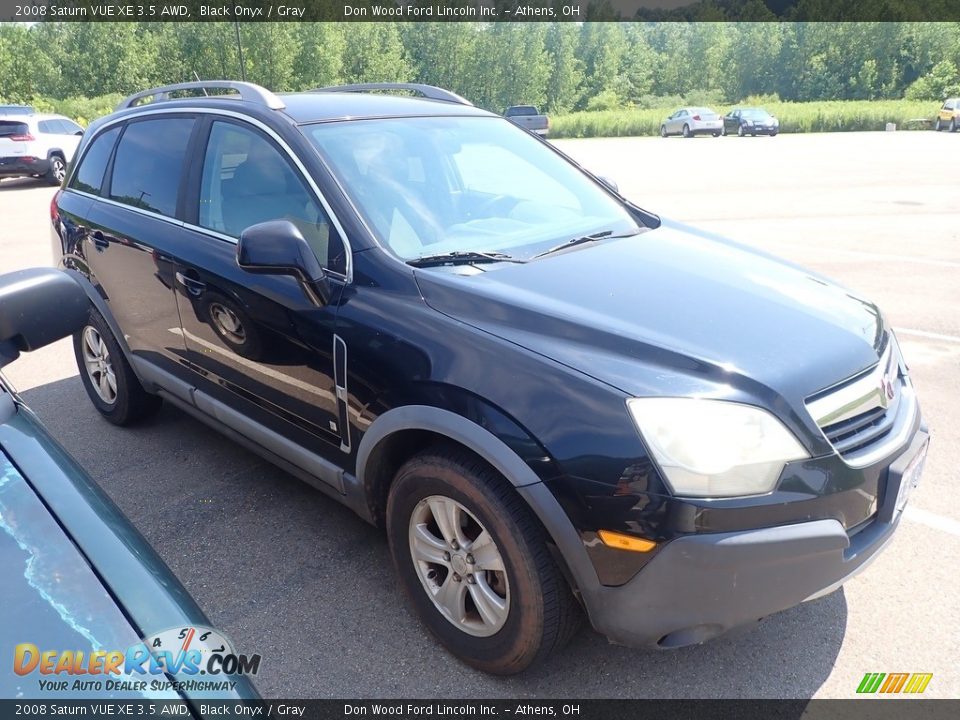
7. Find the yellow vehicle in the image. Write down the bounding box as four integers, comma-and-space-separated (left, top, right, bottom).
934, 98, 959, 132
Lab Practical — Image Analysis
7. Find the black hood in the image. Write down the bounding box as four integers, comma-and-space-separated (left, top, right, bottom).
415, 221, 884, 405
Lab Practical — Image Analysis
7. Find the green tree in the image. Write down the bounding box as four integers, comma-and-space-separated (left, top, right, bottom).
544, 23, 584, 113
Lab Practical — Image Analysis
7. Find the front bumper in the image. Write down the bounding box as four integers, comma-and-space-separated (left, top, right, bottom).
583, 425, 928, 649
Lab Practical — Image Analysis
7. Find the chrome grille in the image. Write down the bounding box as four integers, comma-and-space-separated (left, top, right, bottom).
806, 336, 917, 466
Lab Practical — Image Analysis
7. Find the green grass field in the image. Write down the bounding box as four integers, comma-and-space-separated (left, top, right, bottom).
551, 100, 939, 139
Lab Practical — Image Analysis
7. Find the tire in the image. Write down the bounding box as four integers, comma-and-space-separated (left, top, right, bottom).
45, 154, 66, 186
386, 445, 581, 675
951, 118, 957, 133
737, 125, 745, 137
770, 131, 778, 137
934, 118, 941, 132
660, 125, 667, 138
712, 131, 720, 137
74, 308, 161, 425
682, 123, 691, 138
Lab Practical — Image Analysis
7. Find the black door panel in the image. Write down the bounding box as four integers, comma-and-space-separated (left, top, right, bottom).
172, 228, 345, 454
79, 201, 187, 379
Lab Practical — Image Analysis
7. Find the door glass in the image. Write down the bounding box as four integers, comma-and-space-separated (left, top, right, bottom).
110, 118, 195, 218
199, 121, 345, 274
70, 126, 121, 195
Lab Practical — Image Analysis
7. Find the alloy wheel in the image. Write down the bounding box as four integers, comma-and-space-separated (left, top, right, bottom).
81, 326, 117, 404
51, 157, 66, 183
408, 495, 510, 637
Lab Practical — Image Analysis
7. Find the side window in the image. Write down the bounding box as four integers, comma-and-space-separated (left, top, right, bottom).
110, 118, 194, 218
69, 126, 121, 196
60, 119, 83, 135
198, 120, 346, 274
38, 120, 55, 134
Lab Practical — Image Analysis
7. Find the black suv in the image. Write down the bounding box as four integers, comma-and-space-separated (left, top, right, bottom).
52, 81, 927, 675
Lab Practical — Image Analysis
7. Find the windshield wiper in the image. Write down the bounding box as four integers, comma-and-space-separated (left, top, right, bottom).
408, 251, 526, 268
531, 230, 640, 260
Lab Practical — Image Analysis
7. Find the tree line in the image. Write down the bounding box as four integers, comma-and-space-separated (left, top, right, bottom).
1, 22, 959, 113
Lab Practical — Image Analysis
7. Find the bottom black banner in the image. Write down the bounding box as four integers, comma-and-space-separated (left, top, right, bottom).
2, 700, 960, 720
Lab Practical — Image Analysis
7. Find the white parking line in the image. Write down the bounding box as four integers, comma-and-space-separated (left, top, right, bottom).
778, 245, 960, 268
894, 328, 960, 344
903, 506, 960, 537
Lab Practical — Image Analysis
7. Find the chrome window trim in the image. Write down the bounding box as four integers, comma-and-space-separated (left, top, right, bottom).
63, 106, 352, 283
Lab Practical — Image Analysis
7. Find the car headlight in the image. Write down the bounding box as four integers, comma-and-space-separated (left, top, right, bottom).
626, 398, 809, 498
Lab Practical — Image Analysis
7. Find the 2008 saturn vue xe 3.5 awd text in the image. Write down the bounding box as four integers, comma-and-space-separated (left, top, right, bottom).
51, 81, 927, 675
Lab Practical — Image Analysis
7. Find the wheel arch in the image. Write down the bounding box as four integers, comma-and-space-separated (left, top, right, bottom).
355, 405, 600, 601
63, 268, 136, 363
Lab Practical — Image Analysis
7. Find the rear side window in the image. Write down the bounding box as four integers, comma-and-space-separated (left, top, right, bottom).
38, 120, 57, 134
0, 121, 29, 138
110, 118, 195, 218
70, 126, 121, 196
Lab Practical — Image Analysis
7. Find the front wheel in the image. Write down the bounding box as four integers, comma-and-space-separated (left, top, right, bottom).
386, 446, 580, 675
660, 125, 667, 138
934, 118, 942, 131
712, 131, 721, 137
737, 125, 745, 137
951, 118, 957, 133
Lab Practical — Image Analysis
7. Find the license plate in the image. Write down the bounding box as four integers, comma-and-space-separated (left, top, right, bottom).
895, 441, 927, 514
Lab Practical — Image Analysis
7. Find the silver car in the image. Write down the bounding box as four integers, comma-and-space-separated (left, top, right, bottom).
660, 107, 723, 138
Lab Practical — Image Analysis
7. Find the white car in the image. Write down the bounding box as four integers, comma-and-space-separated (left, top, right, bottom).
0, 113, 84, 185
660, 107, 724, 138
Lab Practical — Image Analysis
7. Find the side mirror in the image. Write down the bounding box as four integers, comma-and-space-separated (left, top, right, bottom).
237, 220, 331, 306
0, 268, 90, 368
597, 175, 619, 194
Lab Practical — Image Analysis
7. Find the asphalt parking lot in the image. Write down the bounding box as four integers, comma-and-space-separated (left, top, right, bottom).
1, 131, 958, 699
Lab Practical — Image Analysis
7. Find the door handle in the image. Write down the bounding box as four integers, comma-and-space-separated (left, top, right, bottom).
175, 271, 206, 297
91, 231, 109, 250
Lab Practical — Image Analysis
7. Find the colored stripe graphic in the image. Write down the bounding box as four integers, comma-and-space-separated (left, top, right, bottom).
857, 673, 885, 693
903, 673, 933, 694
880, 673, 909, 693
857, 672, 932, 694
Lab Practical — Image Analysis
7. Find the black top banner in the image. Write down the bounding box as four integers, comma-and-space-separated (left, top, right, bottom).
1, 700, 960, 720
3, 0, 960, 22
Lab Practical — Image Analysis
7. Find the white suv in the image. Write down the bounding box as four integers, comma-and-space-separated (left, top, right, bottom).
0, 113, 83, 185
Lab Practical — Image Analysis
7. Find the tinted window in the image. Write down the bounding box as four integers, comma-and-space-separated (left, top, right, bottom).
0, 121, 29, 138
199, 121, 346, 273
70, 126, 121, 195
61, 119, 83, 134
38, 120, 56, 134
110, 118, 194, 218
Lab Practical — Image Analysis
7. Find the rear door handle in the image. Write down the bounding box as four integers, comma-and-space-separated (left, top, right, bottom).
91, 231, 109, 249
175, 271, 206, 297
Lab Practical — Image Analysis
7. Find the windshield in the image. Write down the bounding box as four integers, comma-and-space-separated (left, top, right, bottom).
303, 116, 639, 261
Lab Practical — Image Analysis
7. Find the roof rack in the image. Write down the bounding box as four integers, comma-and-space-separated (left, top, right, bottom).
116, 81, 286, 112
311, 83, 473, 107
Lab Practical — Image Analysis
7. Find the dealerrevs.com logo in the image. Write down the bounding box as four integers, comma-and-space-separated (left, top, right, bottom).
14, 626, 260, 693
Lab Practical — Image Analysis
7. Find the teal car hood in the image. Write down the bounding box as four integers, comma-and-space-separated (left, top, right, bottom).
0, 452, 179, 700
